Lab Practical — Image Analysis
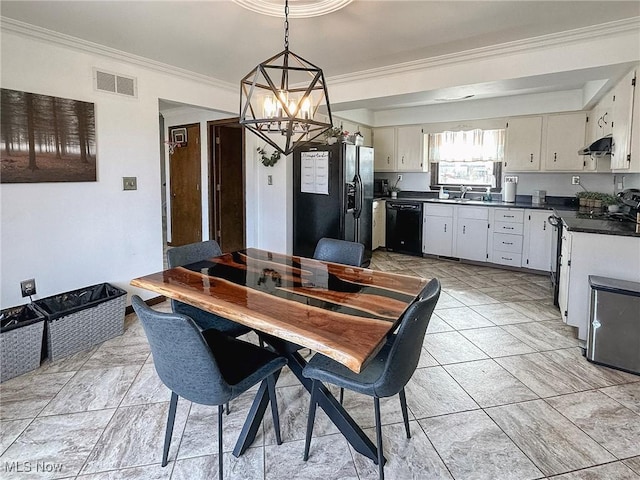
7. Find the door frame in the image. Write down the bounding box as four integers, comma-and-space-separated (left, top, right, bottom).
207, 117, 246, 248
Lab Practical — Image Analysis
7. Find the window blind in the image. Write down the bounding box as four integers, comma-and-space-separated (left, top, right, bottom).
429, 128, 504, 162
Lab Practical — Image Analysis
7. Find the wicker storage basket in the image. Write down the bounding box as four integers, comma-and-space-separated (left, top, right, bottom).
0, 304, 45, 382
35, 283, 126, 361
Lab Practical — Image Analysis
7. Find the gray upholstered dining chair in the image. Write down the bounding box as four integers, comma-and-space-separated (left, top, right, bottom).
131, 296, 286, 480
167, 240, 250, 337
302, 278, 441, 480
312, 237, 365, 267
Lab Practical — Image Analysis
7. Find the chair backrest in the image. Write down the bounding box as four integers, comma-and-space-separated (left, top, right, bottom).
373, 278, 441, 398
313, 238, 365, 267
166, 240, 223, 313
167, 240, 223, 268
131, 295, 232, 405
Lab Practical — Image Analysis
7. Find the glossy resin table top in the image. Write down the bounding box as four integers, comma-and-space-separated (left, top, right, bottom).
131, 248, 427, 372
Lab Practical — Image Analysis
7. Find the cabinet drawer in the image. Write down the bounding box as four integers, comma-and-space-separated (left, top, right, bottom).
494, 222, 524, 235
424, 204, 454, 217
493, 252, 522, 267
495, 209, 524, 223
493, 233, 523, 253
458, 206, 489, 220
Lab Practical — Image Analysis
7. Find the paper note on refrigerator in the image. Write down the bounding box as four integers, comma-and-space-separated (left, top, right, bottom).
300, 151, 329, 195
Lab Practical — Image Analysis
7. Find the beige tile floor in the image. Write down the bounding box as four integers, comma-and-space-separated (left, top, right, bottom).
1, 250, 639, 479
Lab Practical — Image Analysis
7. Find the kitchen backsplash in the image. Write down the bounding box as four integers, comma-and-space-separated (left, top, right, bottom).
375, 171, 640, 196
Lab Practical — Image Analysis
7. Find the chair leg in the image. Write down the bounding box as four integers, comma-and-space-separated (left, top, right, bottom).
162, 392, 179, 467
218, 404, 224, 480
303, 380, 318, 461
374, 397, 385, 480
399, 388, 411, 439
266, 373, 282, 445
339, 387, 344, 405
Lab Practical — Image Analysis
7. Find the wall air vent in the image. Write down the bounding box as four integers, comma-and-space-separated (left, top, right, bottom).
94, 69, 137, 98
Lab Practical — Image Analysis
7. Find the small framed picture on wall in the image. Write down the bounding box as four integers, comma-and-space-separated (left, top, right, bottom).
171, 128, 187, 145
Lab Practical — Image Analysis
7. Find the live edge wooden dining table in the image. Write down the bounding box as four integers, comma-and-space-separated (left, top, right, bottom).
131, 248, 427, 464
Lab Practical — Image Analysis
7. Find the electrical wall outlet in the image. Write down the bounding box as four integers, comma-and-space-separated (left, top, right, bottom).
21, 278, 36, 297
397, 175, 403, 182
123, 177, 137, 190
571, 175, 580, 185
267, 175, 273, 185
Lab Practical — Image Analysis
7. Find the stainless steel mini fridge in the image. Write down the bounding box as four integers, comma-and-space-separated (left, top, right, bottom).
587, 275, 640, 375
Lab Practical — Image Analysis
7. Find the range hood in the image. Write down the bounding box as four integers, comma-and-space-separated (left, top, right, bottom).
578, 135, 612, 156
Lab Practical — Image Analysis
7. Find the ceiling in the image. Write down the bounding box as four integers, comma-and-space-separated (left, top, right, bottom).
2, 1, 640, 116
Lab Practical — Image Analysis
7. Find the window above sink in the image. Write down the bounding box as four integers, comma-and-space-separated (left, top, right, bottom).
428, 128, 505, 191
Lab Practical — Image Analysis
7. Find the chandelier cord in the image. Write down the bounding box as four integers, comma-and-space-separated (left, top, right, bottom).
284, 0, 289, 50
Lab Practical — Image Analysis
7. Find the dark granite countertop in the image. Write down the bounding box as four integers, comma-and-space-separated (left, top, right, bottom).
556, 209, 640, 237
375, 192, 575, 211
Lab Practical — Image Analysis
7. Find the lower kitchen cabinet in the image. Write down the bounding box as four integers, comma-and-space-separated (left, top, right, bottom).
488, 208, 525, 267
522, 209, 553, 271
372, 200, 386, 249
454, 207, 489, 262
423, 204, 454, 257
559, 230, 640, 340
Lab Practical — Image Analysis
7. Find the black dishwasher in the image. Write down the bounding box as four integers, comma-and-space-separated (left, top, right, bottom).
386, 201, 423, 256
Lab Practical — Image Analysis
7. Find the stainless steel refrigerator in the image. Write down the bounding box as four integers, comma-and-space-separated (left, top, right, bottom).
293, 143, 373, 264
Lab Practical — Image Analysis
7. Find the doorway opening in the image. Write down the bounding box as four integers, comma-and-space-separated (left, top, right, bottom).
209, 119, 246, 252
159, 103, 246, 267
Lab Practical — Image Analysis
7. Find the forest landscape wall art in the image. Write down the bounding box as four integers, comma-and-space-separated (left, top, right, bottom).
1, 89, 96, 183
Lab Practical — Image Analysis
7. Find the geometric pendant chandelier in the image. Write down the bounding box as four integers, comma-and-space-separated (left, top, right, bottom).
239, 0, 333, 155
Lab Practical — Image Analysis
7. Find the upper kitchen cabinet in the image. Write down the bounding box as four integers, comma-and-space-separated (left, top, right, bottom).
503, 116, 542, 171
334, 117, 373, 146
396, 126, 427, 172
373, 126, 427, 172
611, 69, 637, 171
588, 94, 613, 143
543, 113, 586, 171
373, 127, 396, 171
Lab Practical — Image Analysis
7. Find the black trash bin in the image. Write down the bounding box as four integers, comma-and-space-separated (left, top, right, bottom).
0, 304, 45, 382
35, 283, 127, 361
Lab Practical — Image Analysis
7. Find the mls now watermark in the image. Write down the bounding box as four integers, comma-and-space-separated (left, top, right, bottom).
4, 461, 64, 473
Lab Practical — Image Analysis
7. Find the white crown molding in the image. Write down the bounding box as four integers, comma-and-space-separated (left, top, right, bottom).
0, 16, 237, 93
328, 16, 640, 85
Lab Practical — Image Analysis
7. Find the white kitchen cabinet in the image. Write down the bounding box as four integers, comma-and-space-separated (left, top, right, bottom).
373, 127, 396, 171
488, 208, 525, 267
588, 96, 613, 144
543, 113, 586, 171
558, 229, 572, 324
561, 230, 640, 340
396, 126, 427, 172
611, 69, 636, 171
504, 116, 542, 171
454, 207, 489, 262
372, 200, 386, 250
522, 209, 553, 271
423, 204, 454, 257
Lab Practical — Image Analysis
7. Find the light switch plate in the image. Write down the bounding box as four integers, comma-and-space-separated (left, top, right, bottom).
123, 177, 137, 190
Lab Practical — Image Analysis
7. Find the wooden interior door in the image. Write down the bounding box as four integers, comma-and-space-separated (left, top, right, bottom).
169, 123, 201, 246
212, 122, 245, 252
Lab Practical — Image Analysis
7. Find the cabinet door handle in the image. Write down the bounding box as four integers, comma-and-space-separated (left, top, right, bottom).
444, 224, 447, 233
543, 221, 546, 231
503, 226, 514, 230
387, 156, 390, 164
502, 241, 513, 245
402, 156, 405, 164
602, 112, 608, 125
501, 256, 513, 261
598, 116, 603, 128
504, 215, 514, 218
554, 152, 557, 162
530, 153, 533, 162
463, 225, 466, 234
